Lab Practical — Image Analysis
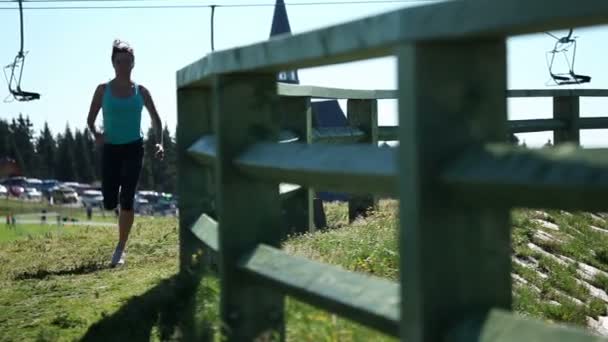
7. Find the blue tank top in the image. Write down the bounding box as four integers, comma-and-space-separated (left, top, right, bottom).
101, 81, 144, 144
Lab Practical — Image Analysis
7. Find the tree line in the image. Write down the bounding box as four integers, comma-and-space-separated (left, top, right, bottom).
0, 114, 176, 194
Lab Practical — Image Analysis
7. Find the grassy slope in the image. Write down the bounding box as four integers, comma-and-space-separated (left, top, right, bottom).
1, 201, 607, 341
0, 224, 84, 243
0, 198, 120, 222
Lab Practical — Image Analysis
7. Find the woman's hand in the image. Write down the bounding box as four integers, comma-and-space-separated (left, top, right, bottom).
155, 143, 164, 160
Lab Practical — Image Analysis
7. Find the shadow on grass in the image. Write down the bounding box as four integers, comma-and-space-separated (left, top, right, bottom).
14, 262, 110, 280
80, 272, 214, 342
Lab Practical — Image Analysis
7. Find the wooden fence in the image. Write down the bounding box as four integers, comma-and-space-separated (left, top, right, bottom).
176, 0, 608, 340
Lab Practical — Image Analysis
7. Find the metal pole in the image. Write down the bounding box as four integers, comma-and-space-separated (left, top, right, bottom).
210, 5, 216, 52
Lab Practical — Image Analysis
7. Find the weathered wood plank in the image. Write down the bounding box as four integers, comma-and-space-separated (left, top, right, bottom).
312, 127, 366, 143
188, 134, 217, 165
445, 309, 608, 342
378, 126, 398, 141
234, 142, 397, 196
278, 83, 397, 99
188, 130, 303, 166
273, 84, 608, 100
176, 87, 215, 340
508, 118, 565, 133
347, 99, 379, 222
279, 96, 315, 234
188, 130, 300, 165
441, 143, 608, 210
214, 73, 285, 341
275, 84, 608, 101
280, 85, 608, 100
578, 117, 608, 130
398, 39, 511, 341
177, 88, 215, 270
239, 244, 400, 337
554, 96, 580, 145
177, 0, 608, 87
380, 118, 590, 140
190, 213, 218, 252
508, 89, 608, 98
279, 183, 301, 198
278, 129, 300, 143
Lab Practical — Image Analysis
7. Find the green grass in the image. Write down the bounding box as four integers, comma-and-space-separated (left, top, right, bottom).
0, 197, 122, 223
0, 217, 180, 342
0, 201, 606, 341
0, 224, 83, 243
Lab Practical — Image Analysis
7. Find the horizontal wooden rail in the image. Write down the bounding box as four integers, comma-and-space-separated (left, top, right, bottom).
507, 89, 608, 98
234, 142, 397, 195
190, 213, 218, 251
445, 309, 604, 342
177, 0, 608, 87
313, 127, 366, 143
507, 119, 565, 133
379, 117, 608, 140
239, 244, 400, 337
279, 130, 300, 143
441, 143, 608, 210
189, 132, 307, 164
278, 84, 608, 101
578, 117, 608, 130
378, 126, 398, 141
278, 83, 396, 99
188, 135, 217, 165
188, 213, 400, 335
279, 183, 302, 199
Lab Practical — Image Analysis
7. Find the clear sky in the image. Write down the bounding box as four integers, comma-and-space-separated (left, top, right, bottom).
0, 0, 607, 148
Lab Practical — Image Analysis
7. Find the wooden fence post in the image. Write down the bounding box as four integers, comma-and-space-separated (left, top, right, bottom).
176, 87, 215, 338
398, 39, 511, 341
214, 73, 285, 341
553, 95, 580, 145
347, 99, 379, 222
280, 96, 315, 234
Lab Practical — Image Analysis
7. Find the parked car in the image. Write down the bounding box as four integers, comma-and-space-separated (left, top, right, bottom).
0, 184, 7, 196
61, 182, 91, 196
1, 176, 27, 187
8, 185, 24, 197
81, 190, 104, 208
22, 187, 42, 200
2, 176, 27, 196
133, 196, 152, 214
50, 186, 79, 204
25, 178, 43, 191
40, 179, 60, 199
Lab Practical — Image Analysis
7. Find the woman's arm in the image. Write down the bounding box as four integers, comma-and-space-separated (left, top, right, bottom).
87, 84, 105, 144
140, 85, 164, 159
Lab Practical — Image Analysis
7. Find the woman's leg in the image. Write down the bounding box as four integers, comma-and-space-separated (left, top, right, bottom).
103, 144, 127, 266
101, 144, 121, 212
117, 140, 144, 249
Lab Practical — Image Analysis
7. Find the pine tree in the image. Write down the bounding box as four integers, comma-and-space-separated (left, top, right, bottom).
140, 127, 156, 190
73, 129, 95, 183
55, 125, 78, 182
36, 122, 57, 179
0, 119, 10, 158
160, 126, 176, 194
9, 114, 36, 175
83, 129, 101, 181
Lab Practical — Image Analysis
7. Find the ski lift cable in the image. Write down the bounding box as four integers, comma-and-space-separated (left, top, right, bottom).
0, 0, 443, 10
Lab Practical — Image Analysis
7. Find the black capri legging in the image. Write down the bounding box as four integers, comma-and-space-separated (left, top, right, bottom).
101, 138, 144, 211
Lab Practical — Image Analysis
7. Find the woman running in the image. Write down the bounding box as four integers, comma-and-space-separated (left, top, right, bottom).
87, 39, 164, 267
